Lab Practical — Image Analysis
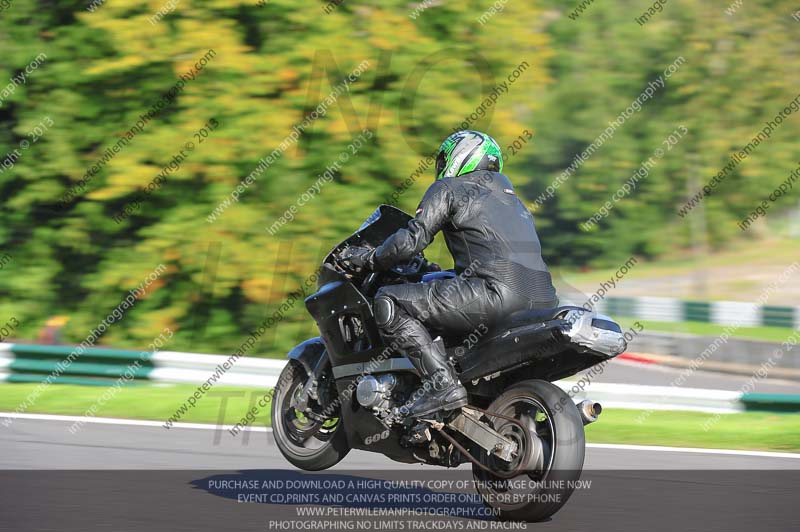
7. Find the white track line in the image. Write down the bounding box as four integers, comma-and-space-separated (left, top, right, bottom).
585, 443, 800, 459
4, 412, 800, 459
0, 412, 270, 432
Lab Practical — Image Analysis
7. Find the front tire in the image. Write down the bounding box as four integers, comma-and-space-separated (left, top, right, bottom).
271, 360, 350, 471
472, 379, 585, 522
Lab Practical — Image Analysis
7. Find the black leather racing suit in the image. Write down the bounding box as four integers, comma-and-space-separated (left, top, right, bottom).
372, 170, 557, 366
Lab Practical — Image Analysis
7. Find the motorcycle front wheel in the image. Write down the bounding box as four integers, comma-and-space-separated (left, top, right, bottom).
472, 379, 585, 522
271, 360, 350, 471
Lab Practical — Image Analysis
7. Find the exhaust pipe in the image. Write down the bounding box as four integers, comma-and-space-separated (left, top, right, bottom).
577, 400, 602, 425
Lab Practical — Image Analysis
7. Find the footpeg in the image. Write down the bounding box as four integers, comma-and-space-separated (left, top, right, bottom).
407, 422, 432, 444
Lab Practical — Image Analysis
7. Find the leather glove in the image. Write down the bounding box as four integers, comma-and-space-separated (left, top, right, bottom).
426, 262, 442, 272
339, 245, 376, 273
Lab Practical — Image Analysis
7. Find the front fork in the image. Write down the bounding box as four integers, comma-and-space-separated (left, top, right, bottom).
290, 354, 331, 421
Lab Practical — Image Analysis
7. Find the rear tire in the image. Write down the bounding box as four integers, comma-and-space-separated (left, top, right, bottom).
472, 379, 585, 522
271, 360, 350, 471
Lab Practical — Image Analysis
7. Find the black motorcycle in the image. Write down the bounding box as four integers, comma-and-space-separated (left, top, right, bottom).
272, 205, 627, 522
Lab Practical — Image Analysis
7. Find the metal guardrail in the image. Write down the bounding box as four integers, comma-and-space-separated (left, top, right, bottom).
556, 381, 744, 414
0, 343, 280, 387
592, 296, 800, 329
1, 342, 798, 413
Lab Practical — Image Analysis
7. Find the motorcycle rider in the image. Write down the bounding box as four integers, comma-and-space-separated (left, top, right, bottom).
342, 130, 557, 418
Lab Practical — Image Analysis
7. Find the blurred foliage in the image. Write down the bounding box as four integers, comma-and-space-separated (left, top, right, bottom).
0, 1, 797, 354
532, 0, 800, 264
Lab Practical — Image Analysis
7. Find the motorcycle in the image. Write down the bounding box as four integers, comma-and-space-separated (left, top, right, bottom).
271, 204, 627, 522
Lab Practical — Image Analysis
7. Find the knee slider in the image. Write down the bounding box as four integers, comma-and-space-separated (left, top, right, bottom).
373, 296, 396, 328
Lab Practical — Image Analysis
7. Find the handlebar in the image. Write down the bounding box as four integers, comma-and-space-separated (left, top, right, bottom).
331, 244, 427, 286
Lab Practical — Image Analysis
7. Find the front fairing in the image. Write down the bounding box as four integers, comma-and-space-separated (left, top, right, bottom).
316, 204, 413, 289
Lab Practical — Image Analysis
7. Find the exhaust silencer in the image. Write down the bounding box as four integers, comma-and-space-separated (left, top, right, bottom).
577, 400, 602, 425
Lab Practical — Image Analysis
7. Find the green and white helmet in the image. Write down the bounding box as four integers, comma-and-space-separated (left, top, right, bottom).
435, 130, 503, 180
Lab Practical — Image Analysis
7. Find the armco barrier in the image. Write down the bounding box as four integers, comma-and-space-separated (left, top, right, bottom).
555, 381, 744, 414
592, 296, 800, 329
1, 342, 798, 413
741, 393, 800, 413
0, 343, 281, 388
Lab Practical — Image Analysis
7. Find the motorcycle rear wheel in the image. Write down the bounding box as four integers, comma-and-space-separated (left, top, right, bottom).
272, 360, 350, 471
472, 379, 585, 522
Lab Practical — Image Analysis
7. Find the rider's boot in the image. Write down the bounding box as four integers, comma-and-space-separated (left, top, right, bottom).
403, 338, 467, 418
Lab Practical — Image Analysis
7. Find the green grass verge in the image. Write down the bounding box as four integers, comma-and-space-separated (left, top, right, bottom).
2, 383, 798, 452
0, 382, 272, 427
584, 408, 800, 452
617, 318, 797, 343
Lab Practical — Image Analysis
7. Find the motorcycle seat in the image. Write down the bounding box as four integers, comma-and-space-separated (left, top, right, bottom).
441, 306, 586, 351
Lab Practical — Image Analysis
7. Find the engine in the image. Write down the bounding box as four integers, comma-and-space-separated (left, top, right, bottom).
354, 373, 462, 466
355, 374, 397, 413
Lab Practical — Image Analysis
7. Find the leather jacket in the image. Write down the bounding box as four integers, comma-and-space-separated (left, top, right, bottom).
374, 170, 557, 307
